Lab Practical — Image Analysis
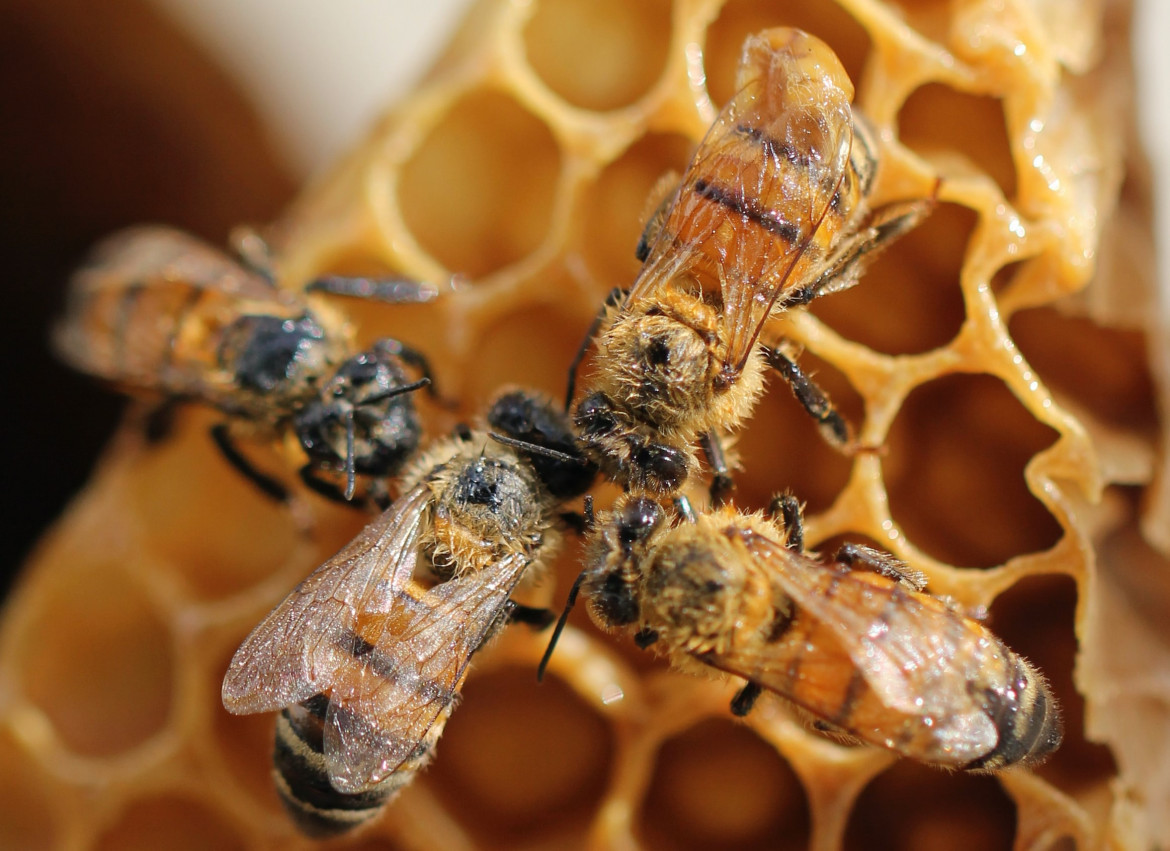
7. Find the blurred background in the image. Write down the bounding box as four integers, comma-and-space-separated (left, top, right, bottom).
1, 0, 1166, 593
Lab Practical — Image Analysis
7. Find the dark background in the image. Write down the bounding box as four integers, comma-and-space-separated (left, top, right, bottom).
1, 0, 295, 595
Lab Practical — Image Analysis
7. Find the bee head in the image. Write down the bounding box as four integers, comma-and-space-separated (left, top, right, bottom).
293, 342, 426, 496
486, 388, 596, 500
584, 496, 665, 629
574, 392, 691, 495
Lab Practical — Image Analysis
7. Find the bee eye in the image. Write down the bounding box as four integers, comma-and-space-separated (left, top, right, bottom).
619, 497, 662, 545
630, 442, 688, 493
574, 393, 618, 437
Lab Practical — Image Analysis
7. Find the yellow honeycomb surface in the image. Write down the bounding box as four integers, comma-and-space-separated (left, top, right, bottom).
2, 0, 1165, 849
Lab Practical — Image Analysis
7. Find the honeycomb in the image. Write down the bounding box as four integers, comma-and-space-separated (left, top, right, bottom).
1, 0, 1163, 848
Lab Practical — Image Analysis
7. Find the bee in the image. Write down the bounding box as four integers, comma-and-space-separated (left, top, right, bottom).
221, 388, 595, 836
541, 494, 1062, 772
54, 225, 444, 506
569, 28, 936, 498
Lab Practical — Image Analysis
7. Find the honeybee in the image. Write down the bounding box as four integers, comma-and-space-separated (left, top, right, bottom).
54, 225, 442, 505
222, 389, 595, 836
570, 28, 935, 498
542, 494, 1062, 772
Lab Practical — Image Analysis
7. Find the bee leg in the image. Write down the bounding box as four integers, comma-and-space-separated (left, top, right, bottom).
834, 543, 927, 592
375, 339, 450, 405
297, 465, 375, 509
699, 430, 735, 507
565, 287, 626, 412
305, 274, 444, 305
766, 491, 804, 552
673, 494, 697, 524
633, 628, 659, 649
730, 682, 764, 717
504, 601, 556, 630
137, 398, 181, 445
209, 423, 290, 503
558, 510, 590, 536
763, 344, 851, 449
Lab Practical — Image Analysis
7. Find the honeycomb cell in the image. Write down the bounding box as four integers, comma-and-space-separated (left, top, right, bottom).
426, 666, 612, 842
0, 733, 57, 851
20, 559, 172, 757
398, 89, 561, 278
988, 573, 1117, 791
705, 0, 872, 106
523, 0, 672, 111
124, 410, 299, 602
898, 83, 1017, 199
844, 762, 1016, 851
884, 373, 1063, 568
811, 202, 971, 356
1010, 307, 1157, 432
579, 132, 693, 288
94, 795, 246, 851
733, 349, 859, 516
465, 298, 587, 403
640, 718, 811, 851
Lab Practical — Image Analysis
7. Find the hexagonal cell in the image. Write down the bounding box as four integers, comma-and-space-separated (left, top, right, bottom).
1009, 307, 1157, 433
399, 89, 561, 279
579, 132, 693, 288
124, 409, 300, 602
845, 762, 1015, 851
426, 666, 613, 843
640, 718, 810, 850
811, 202, 971, 356
93, 795, 246, 851
898, 83, 1017, 200
705, 0, 872, 106
0, 732, 58, 851
523, 0, 672, 111
465, 299, 588, 404
734, 349, 859, 516
20, 560, 172, 758
884, 373, 1063, 568
988, 573, 1116, 791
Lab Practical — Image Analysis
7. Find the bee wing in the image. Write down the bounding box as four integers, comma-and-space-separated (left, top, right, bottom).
745, 535, 986, 721
626, 34, 854, 372
322, 550, 532, 794
221, 483, 432, 715
70, 226, 276, 300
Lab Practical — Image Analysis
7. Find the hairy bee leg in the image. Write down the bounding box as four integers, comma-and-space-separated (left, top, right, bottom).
504, 601, 557, 630
209, 423, 291, 503
565, 287, 625, 412
767, 491, 804, 552
699, 430, 735, 507
730, 682, 764, 717
762, 345, 851, 449
834, 542, 927, 592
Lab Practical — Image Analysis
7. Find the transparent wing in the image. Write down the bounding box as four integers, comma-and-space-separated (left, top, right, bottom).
322, 551, 533, 794
744, 533, 987, 723
626, 32, 854, 372
221, 483, 432, 714
71, 225, 278, 300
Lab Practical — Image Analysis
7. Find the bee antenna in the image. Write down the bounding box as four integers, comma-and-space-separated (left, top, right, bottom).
537, 496, 594, 683
488, 432, 586, 465
344, 409, 357, 501
360, 376, 431, 407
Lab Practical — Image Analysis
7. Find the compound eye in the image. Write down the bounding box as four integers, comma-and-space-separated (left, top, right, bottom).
630, 441, 689, 493
618, 497, 662, 546
574, 392, 618, 437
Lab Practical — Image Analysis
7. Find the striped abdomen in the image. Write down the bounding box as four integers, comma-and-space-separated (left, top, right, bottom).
272, 694, 449, 837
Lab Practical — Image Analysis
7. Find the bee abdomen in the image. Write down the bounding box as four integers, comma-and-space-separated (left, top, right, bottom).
272, 698, 406, 837
962, 657, 1063, 772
